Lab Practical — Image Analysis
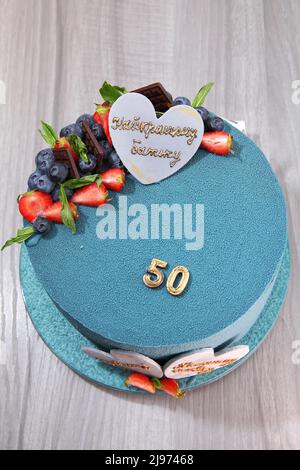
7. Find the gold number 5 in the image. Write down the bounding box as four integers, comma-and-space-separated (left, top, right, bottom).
143, 258, 190, 296
143, 258, 168, 288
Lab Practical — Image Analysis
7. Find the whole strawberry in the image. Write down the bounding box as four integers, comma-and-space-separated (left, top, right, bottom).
101, 168, 125, 192
200, 131, 233, 156
71, 182, 109, 207
18, 191, 53, 223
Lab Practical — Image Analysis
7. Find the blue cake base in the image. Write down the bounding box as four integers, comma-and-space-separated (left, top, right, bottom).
19, 241, 290, 395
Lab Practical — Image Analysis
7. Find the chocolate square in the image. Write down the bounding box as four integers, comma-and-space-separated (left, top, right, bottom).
81, 122, 105, 172
132, 82, 173, 112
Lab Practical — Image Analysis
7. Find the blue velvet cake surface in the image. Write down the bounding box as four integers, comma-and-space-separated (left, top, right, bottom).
26, 125, 287, 359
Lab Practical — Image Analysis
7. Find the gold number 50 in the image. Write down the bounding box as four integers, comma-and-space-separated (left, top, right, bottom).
143, 258, 190, 296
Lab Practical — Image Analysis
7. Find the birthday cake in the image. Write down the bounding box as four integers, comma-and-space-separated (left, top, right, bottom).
3, 82, 288, 396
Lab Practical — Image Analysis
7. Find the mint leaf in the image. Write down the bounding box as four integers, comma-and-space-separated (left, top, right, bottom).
63, 174, 102, 189
59, 185, 76, 234
99, 81, 127, 104
191, 82, 214, 108
1, 226, 36, 251
67, 134, 89, 163
39, 121, 58, 147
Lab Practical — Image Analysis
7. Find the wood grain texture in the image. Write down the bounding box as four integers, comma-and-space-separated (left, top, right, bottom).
0, 0, 300, 450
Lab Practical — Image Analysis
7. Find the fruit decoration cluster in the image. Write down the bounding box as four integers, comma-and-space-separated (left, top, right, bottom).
2, 81, 233, 250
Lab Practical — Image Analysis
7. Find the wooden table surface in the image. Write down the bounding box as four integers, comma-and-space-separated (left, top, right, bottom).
0, 0, 299, 450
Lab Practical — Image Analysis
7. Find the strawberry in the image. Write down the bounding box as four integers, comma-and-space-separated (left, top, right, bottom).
200, 131, 233, 156
41, 201, 78, 224
125, 373, 156, 394
71, 182, 109, 207
101, 168, 125, 192
18, 191, 53, 223
39, 121, 79, 161
94, 103, 112, 144
152, 377, 185, 398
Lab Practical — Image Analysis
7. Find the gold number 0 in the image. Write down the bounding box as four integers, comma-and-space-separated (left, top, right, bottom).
143, 258, 190, 296
166, 265, 190, 296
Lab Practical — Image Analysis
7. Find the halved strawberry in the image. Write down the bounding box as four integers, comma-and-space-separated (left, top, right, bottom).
125, 373, 156, 394
18, 191, 53, 223
101, 168, 125, 192
200, 131, 233, 156
41, 201, 78, 223
152, 377, 185, 398
94, 103, 112, 144
71, 182, 109, 207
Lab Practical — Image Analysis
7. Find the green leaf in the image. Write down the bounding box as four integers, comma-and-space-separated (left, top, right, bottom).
63, 174, 102, 189
99, 81, 127, 104
39, 121, 58, 147
1, 226, 36, 251
59, 185, 76, 234
67, 134, 89, 163
191, 82, 214, 108
151, 378, 162, 389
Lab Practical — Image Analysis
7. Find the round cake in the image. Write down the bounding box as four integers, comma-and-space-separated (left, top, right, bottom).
25, 123, 287, 360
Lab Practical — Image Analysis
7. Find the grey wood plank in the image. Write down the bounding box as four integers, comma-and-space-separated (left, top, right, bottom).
0, 0, 299, 450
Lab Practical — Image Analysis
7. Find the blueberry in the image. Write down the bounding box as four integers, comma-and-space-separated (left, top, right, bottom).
99, 140, 113, 157
172, 96, 191, 106
59, 123, 83, 139
28, 169, 43, 190
78, 154, 97, 173
47, 162, 69, 183
36, 174, 56, 193
33, 217, 52, 235
107, 150, 123, 169
206, 116, 225, 132
51, 185, 73, 202
195, 106, 210, 123
90, 122, 105, 141
76, 114, 94, 127
35, 149, 55, 172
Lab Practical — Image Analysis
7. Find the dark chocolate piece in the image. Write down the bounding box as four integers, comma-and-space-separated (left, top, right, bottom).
132, 82, 173, 112
81, 122, 105, 172
53, 148, 80, 179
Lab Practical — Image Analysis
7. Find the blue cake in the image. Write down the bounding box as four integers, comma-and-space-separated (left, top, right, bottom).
3, 82, 288, 389
25, 128, 287, 359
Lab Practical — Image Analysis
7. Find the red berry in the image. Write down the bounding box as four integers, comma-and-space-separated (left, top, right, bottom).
93, 105, 112, 144
18, 191, 53, 223
125, 373, 156, 394
153, 377, 185, 398
200, 131, 233, 156
101, 168, 125, 192
41, 201, 78, 224
71, 182, 109, 207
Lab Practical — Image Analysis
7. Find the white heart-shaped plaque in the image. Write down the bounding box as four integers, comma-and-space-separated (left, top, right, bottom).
109, 93, 204, 184
81, 347, 163, 378
163, 345, 249, 379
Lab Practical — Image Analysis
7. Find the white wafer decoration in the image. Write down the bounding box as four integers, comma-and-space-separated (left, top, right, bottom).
163, 345, 249, 379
